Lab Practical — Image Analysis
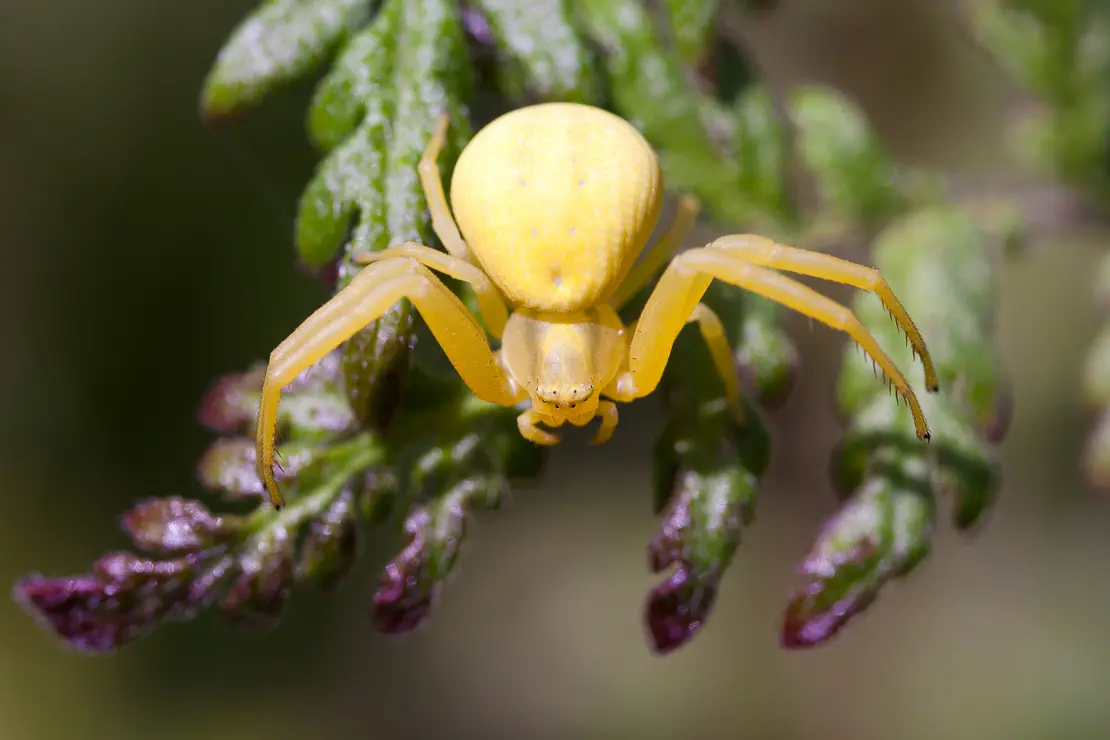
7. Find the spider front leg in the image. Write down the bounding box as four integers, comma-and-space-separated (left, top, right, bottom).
590, 400, 620, 444
356, 241, 509, 338
256, 256, 522, 508
517, 409, 561, 445
615, 248, 932, 441
705, 234, 939, 392
605, 300, 743, 424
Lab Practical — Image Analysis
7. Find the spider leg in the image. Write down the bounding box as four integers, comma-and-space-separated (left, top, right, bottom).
706, 234, 939, 392
257, 256, 522, 508
609, 194, 700, 310
517, 409, 561, 445
611, 247, 931, 441
604, 301, 743, 424
419, 112, 473, 263
589, 400, 620, 445
355, 241, 509, 338
688, 303, 745, 424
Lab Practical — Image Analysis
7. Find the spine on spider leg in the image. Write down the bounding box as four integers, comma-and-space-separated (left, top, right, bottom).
782, 206, 1012, 649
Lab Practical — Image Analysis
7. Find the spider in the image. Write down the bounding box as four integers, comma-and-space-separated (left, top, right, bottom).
256, 102, 939, 509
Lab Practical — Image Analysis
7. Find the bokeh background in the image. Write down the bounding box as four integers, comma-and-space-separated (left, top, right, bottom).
2, 1, 1108, 739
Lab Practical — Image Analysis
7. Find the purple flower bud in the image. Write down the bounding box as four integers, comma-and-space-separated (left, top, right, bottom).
196, 438, 316, 500
645, 566, 721, 655
196, 438, 266, 499
16, 574, 129, 653
643, 463, 751, 654
371, 477, 499, 634
371, 535, 436, 635
297, 488, 359, 589
121, 497, 225, 553
281, 357, 358, 435
781, 476, 932, 648
221, 526, 294, 629
460, 6, 496, 46
197, 368, 265, 433
198, 351, 354, 440
358, 468, 398, 526
14, 552, 210, 652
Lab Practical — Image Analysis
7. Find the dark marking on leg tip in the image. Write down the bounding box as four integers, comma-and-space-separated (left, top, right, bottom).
927, 383, 940, 393
923, 432, 931, 442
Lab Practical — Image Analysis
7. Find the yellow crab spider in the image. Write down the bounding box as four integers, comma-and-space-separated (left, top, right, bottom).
256, 102, 939, 508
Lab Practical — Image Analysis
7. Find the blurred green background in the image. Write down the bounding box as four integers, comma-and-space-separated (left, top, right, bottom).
2, 1, 1108, 738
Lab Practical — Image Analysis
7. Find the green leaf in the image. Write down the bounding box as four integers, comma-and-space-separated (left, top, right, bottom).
733, 85, 796, 226
296, 11, 397, 269
788, 85, 906, 227
339, 0, 472, 430
665, 0, 721, 66
306, 14, 396, 153
733, 290, 798, 407
469, 0, 603, 103
201, 0, 375, 121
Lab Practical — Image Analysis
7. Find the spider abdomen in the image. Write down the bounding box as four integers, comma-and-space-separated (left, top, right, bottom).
450, 102, 663, 313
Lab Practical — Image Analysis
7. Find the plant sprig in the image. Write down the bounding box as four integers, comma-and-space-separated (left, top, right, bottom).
16, 0, 1021, 655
